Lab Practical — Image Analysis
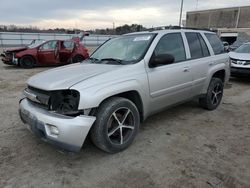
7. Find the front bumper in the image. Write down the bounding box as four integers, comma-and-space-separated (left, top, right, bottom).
1, 53, 18, 65
19, 98, 96, 152
231, 67, 250, 77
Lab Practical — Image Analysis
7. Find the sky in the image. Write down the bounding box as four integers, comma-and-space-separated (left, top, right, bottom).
0, 0, 249, 30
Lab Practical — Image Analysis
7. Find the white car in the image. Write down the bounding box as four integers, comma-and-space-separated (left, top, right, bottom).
229, 42, 250, 77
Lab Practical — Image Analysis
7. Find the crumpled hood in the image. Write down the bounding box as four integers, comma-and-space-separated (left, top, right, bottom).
27, 62, 121, 90
5, 47, 27, 53
229, 52, 250, 61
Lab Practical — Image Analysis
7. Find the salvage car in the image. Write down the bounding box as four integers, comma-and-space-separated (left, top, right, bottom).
1, 38, 89, 68
19, 29, 230, 153
229, 42, 250, 77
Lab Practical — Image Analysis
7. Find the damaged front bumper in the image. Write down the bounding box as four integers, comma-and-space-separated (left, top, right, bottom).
1, 53, 18, 65
19, 98, 96, 152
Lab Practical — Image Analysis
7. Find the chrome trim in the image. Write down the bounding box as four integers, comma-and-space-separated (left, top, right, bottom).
23, 89, 41, 104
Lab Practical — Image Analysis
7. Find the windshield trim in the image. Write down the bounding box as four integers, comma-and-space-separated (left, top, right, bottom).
28, 41, 46, 49
89, 33, 157, 65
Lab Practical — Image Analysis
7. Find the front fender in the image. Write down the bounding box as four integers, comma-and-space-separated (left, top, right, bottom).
15, 49, 37, 59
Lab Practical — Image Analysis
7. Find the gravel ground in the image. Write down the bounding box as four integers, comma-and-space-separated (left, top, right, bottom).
0, 48, 250, 188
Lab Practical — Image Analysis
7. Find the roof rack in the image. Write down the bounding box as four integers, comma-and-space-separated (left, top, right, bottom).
145, 26, 217, 32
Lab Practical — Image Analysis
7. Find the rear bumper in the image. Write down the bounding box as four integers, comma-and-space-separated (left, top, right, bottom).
231, 67, 250, 77
19, 98, 96, 152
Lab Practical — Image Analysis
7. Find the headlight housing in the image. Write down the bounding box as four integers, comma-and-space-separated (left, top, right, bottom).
24, 86, 80, 116
49, 90, 80, 115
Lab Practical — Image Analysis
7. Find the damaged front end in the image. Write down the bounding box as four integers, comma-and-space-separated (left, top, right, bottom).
19, 86, 96, 152
1, 51, 18, 65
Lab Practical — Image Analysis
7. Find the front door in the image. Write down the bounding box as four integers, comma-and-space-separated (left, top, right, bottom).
37, 40, 58, 65
146, 32, 193, 113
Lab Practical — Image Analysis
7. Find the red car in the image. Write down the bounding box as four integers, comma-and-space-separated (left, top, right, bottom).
1, 38, 89, 68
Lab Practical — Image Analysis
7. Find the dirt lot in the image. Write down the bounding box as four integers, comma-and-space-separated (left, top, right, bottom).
0, 48, 250, 188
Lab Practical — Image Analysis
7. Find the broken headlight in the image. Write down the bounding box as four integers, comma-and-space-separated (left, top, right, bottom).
49, 90, 80, 116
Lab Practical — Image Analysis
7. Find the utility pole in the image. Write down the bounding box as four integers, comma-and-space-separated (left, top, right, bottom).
179, 0, 184, 26
195, 0, 199, 10
113, 22, 115, 34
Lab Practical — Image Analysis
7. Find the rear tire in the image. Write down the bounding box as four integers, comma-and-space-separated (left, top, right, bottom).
199, 78, 224, 110
90, 97, 140, 153
19, 56, 35, 68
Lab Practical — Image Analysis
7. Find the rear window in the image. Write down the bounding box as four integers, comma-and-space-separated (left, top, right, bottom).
204, 33, 224, 55
62, 41, 74, 49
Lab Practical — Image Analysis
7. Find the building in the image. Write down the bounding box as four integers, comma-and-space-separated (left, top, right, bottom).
186, 6, 250, 45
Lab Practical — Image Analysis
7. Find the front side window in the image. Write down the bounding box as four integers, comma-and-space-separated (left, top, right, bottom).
205, 33, 224, 55
153, 33, 186, 63
40, 41, 57, 50
90, 34, 156, 64
185, 32, 210, 59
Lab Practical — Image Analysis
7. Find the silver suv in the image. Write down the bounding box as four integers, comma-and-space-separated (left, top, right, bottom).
19, 29, 230, 153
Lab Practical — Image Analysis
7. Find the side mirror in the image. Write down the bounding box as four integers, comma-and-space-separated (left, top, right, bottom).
149, 54, 175, 68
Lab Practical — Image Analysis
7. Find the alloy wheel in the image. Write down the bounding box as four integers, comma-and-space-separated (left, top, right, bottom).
107, 107, 135, 145
211, 83, 223, 105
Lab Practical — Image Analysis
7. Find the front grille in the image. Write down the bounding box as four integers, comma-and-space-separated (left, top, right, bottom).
4, 52, 13, 59
25, 86, 51, 109
230, 58, 250, 65
230, 58, 237, 64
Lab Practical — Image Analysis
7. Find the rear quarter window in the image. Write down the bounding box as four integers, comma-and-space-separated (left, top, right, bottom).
204, 33, 224, 55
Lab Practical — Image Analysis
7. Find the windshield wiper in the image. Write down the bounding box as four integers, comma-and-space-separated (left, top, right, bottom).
100, 58, 124, 65
88, 57, 100, 63
88, 57, 99, 61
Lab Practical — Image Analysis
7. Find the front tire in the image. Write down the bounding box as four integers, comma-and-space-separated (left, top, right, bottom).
19, 56, 35, 68
199, 78, 224, 110
90, 97, 140, 153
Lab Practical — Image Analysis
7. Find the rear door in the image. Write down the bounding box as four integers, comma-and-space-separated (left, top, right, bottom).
184, 32, 212, 96
59, 41, 75, 63
146, 32, 193, 112
37, 40, 58, 65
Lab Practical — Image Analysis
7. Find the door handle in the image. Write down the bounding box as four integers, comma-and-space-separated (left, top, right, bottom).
183, 67, 190, 72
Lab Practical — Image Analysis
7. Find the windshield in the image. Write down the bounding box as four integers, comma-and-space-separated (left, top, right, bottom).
28, 40, 45, 48
90, 34, 156, 64
235, 43, 250, 53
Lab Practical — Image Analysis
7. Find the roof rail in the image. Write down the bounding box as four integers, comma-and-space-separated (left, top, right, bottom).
145, 26, 217, 32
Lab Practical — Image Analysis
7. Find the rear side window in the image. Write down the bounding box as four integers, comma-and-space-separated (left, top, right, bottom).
154, 33, 186, 63
197, 34, 210, 57
185, 32, 210, 59
62, 41, 75, 50
204, 33, 224, 55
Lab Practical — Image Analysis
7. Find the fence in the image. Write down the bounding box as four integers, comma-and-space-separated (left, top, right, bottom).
0, 32, 117, 48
